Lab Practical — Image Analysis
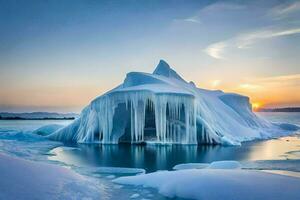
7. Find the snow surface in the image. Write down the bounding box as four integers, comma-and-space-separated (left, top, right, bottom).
113, 168, 300, 200
46, 60, 299, 145
0, 153, 102, 200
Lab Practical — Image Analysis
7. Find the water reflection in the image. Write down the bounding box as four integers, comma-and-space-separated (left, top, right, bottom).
49, 136, 300, 172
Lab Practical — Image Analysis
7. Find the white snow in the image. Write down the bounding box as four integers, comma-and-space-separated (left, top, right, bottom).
47, 60, 299, 145
113, 168, 300, 200
0, 153, 102, 200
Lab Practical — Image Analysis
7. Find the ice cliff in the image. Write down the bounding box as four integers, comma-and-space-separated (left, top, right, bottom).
47, 60, 298, 145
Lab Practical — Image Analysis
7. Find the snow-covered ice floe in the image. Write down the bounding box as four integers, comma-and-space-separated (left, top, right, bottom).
87, 167, 145, 175
173, 163, 209, 170
173, 160, 241, 170
0, 153, 102, 200
39, 60, 298, 145
113, 166, 300, 200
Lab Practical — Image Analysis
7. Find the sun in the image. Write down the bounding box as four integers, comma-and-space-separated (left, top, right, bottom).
252, 102, 261, 111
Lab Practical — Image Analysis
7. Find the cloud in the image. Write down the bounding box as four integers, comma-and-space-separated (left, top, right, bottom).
211, 80, 222, 88
238, 83, 261, 90
204, 42, 226, 59
174, 2, 245, 25
235, 74, 300, 94
183, 17, 201, 24
269, 1, 300, 19
200, 2, 245, 13
256, 74, 300, 85
240, 74, 300, 89
237, 27, 300, 49
204, 27, 300, 58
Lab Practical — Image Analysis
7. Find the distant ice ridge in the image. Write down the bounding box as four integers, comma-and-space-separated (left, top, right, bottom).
45, 60, 298, 145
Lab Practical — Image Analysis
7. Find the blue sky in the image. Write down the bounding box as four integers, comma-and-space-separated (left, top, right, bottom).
0, 0, 300, 112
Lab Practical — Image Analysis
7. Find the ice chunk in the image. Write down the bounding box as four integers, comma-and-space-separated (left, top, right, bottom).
113, 168, 300, 200
274, 123, 299, 131
173, 163, 209, 170
33, 124, 64, 136
208, 161, 241, 169
130, 193, 140, 198
89, 167, 145, 175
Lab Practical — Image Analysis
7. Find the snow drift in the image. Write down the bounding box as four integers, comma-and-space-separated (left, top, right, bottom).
0, 153, 102, 199
47, 60, 298, 145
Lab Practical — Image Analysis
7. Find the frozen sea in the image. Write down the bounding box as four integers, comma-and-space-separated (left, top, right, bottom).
0, 112, 300, 199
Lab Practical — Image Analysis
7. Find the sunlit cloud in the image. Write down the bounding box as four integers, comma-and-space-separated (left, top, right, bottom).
229, 74, 300, 108
255, 74, 300, 87
204, 42, 226, 59
211, 80, 222, 88
240, 74, 300, 88
238, 83, 262, 90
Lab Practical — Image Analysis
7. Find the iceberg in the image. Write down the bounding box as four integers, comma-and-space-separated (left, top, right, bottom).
47, 60, 298, 145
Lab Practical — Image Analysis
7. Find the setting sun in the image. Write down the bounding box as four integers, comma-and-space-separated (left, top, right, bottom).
252, 102, 261, 111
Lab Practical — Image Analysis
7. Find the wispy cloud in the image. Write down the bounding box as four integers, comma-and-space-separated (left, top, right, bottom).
205, 27, 300, 58
235, 74, 300, 96
239, 74, 300, 90
200, 2, 245, 13
237, 27, 300, 49
256, 74, 300, 85
269, 1, 300, 19
204, 42, 226, 59
183, 17, 201, 24
174, 2, 245, 24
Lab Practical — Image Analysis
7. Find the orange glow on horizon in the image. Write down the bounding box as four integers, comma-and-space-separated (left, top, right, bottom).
251, 102, 262, 111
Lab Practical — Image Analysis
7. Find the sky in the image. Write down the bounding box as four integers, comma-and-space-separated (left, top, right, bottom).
0, 0, 300, 113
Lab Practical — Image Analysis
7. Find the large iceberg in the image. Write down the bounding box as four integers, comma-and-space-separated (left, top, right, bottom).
47, 60, 298, 145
